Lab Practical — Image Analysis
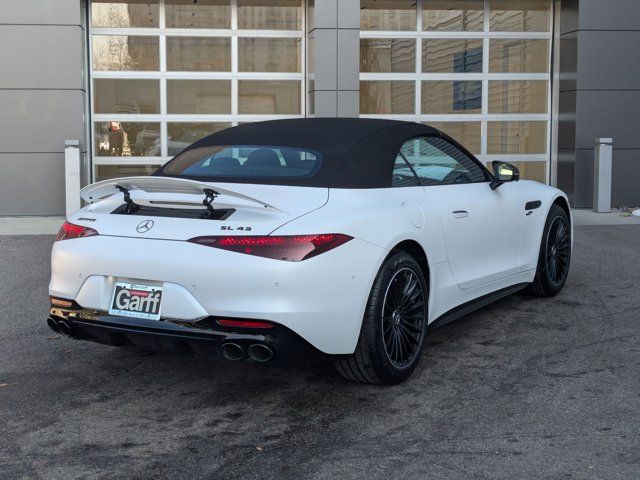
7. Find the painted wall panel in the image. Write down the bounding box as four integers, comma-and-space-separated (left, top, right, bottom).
0, 153, 66, 216
0, 26, 84, 90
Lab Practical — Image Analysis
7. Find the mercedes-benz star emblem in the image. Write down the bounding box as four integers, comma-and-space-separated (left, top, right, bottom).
136, 219, 154, 233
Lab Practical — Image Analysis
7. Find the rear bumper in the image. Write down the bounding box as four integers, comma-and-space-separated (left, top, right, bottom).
49, 235, 387, 354
48, 305, 327, 362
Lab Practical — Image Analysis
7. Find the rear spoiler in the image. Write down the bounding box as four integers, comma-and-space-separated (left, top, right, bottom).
80, 176, 282, 211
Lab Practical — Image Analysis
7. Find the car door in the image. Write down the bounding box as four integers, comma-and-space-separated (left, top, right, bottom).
399, 136, 523, 290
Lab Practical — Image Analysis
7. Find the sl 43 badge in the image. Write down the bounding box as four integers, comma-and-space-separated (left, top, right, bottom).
220, 225, 253, 231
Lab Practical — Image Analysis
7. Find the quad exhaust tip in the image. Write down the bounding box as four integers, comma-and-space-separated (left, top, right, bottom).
220, 342, 244, 361
247, 344, 274, 362
57, 319, 74, 338
46, 317, 60, 334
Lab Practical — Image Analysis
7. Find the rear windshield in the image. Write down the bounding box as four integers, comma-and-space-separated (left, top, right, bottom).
161, 145, 322, 179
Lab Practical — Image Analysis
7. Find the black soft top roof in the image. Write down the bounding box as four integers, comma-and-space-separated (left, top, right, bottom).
156, 118, 445, 188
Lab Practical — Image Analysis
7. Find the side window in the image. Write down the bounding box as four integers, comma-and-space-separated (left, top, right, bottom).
391, 154, 420, 187
399, 137, 489, 186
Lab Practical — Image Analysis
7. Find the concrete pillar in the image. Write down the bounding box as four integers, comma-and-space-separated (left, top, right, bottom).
593, 138, 613, 213
307, 0, 360, 117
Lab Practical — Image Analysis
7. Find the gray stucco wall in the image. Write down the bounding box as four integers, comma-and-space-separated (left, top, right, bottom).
558, 0, 640, 208
307, 0, 359, 117
0, 0, 86, 216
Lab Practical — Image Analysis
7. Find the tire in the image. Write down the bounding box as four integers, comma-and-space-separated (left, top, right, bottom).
335, 252, 428, 385
524, 204, 572, 297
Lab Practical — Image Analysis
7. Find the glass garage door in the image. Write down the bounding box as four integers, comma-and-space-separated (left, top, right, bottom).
89, 0, 305, 181
359, 0, 553, 183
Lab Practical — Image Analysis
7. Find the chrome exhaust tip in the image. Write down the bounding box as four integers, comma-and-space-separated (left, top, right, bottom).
247, 344, 275, 362
46, 317, 60, 334
57, 319, 74, 338
220, 342, 243, 361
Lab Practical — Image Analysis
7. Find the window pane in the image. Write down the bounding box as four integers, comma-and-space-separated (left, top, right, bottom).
361, 0, 416, 31
489, 39, 549, 73
489, 0, 551, 32
164, 145, 322, 179
401, 137, 487, 185
422, 81, 482, 114
166, 37, 231, 71
423, 0, 484, 31
238, 80, 301, 114
94, 122, 160, 156
167, 80, 231, 114
92, 35, 159, 71
237, 0, 301, 30
489, 80, 548, 114
487, 121, 547, 154
426, 122, 481, 154
93, 79, 160, 114
165, 0, 230, 28
422, 39, 482, 73
91, 0, 159, 28
96, 164, 160, 181
360, 39, 416, 73
167, 122, 231, 156
392, 155, 420, 187
360, 81, 415, 114
238, 38, 301, 72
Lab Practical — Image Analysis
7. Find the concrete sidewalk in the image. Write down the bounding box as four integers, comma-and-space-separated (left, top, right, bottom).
1, 209, 639, 235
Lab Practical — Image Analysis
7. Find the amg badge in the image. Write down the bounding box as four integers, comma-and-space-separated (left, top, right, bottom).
109, 282, 162, 320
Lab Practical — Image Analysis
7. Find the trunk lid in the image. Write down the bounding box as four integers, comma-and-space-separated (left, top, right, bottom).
74, 176, 328, 240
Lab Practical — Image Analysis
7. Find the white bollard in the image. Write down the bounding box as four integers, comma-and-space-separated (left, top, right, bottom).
593, 138, 613, 213
65, 140, 81, 217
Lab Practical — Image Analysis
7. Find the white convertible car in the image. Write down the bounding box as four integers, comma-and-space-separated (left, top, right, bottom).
48, 119, 571, 384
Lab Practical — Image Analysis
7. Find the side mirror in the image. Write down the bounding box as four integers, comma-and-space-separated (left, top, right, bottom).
490, 161, 520, 190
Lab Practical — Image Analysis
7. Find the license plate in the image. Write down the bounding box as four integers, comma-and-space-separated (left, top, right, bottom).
109, 282, 162, 320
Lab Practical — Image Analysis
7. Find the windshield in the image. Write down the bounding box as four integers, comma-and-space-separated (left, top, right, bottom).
161, 145, 322, 179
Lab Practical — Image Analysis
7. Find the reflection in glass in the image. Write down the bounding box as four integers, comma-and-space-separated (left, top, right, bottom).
422, 81, 482, 114
426, 122, 481, 154
167, 123, 231, 156
360, 39, 416, 73
489, 80, 548, 114
360, 0, 416, 31
360, 81, 415, 114
165, 0, 230, 28
237, 0, 301, 30
423, 0, 483, 31
92, 35, 159, 71
167, 80, 231, 114
489, 39, 549, 73
238, 38, 301, 72
238, 80, 301, 114
166, 37, 231, 71
93, 79, 160, 114
96, 164, 161, 182
91, 0, 159, 28
487, 121, 547, 154
422, 39, 483, 73
489, 0, 551, 32
94, 122, 160, 157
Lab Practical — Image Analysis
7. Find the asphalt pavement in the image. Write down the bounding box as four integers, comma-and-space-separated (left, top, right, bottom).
0, 226, 639, 479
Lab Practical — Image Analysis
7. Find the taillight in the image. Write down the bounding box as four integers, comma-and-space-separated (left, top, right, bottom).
217, 319, 274, 329
188, 234, 353, 261
56, 221, 99, 241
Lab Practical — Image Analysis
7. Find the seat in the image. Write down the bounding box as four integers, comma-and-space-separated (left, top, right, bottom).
244, 149, 282, 169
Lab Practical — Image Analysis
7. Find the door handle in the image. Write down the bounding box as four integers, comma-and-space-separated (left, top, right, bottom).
452, 210, 469, 219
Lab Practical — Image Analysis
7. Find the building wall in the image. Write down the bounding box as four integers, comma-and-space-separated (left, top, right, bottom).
0, 0, 86, 216
558, 0, 640, 207
307, 0, 360, 117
